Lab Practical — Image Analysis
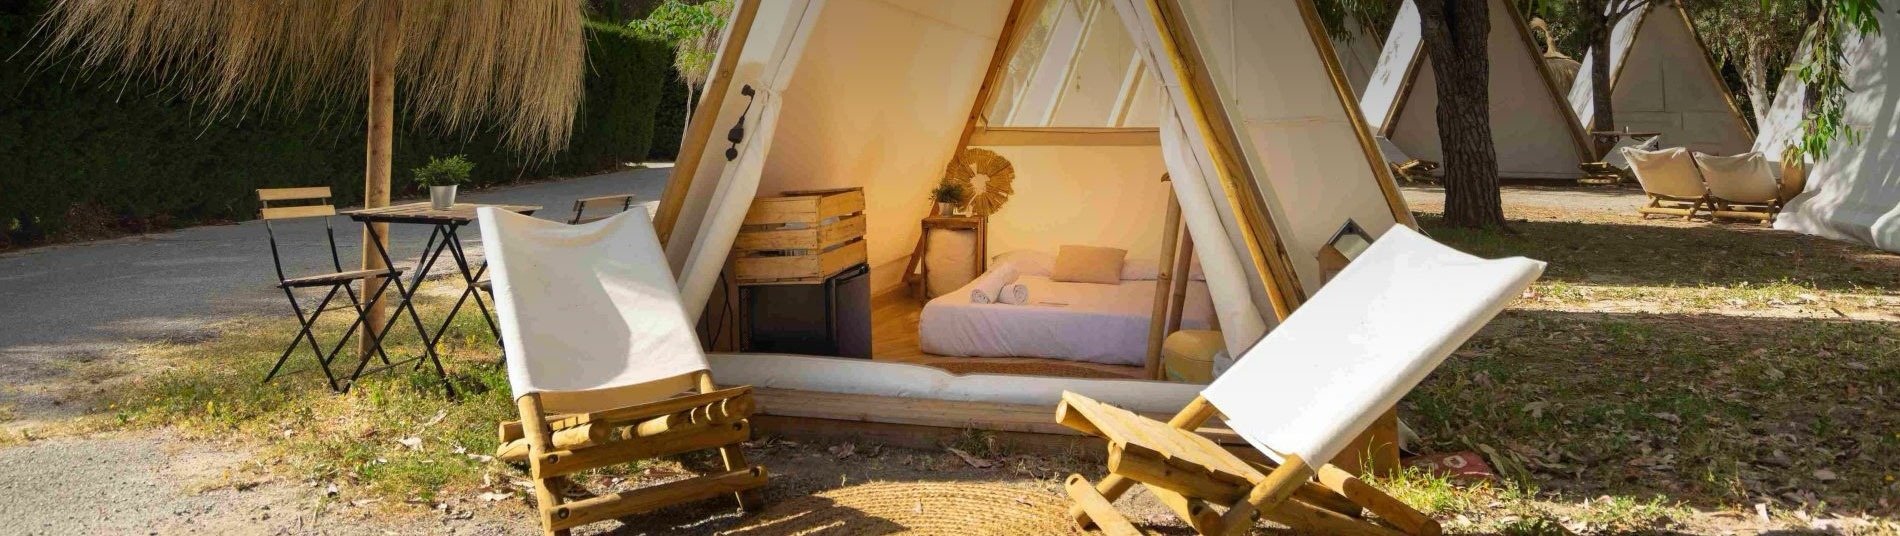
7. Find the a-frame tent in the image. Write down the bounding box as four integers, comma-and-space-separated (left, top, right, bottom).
1330, 17, 1386, 97
1567, 0, 1753, 156
1359, 0, 1595, 180
645, 0, 1413, 454
1763, 10, 1900, 253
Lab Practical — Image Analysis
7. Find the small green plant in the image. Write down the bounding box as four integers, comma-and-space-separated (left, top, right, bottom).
413, 155, 474, 187
929, 181, 970, 205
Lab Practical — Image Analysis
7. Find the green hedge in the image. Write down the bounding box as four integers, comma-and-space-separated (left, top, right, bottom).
0, 4, 675, 245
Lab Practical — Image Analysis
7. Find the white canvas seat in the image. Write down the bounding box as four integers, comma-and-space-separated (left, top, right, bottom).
1624, 146, 1710, 220
1695, 152, 1784, 223
478, 208, 766, 535
1057, 226, 1545, 535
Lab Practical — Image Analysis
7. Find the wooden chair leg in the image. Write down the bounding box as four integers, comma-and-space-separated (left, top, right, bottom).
1064, 474, 1141, 536
1317, 464, 1441, 536
517, 394, 572, 536
699, 372, 764, 510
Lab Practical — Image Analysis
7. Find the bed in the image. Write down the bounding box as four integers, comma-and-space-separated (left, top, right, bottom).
919, 272, 1216, 366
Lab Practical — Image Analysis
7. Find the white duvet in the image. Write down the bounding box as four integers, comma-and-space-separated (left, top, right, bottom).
919, 274, 1216, 366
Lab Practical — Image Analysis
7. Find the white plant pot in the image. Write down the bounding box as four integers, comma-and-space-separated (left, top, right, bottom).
430, 185, 458, 210
937, 202, 957, 216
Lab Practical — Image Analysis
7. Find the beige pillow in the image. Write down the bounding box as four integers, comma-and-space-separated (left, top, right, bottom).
1051, 245, 1127, 284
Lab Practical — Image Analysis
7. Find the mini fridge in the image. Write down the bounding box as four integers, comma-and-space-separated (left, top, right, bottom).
738, 263, 872, 358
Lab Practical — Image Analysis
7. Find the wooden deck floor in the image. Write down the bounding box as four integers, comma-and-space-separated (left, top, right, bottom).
869, 290, 1150, 380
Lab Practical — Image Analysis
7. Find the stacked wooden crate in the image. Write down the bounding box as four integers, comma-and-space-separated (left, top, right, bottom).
733, 187, 867, 284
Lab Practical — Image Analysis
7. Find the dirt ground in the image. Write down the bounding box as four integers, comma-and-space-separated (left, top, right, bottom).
1, 183, 1895, 535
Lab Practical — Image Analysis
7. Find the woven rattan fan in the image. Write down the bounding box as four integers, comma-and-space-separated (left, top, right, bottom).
941, 148, 1015, 216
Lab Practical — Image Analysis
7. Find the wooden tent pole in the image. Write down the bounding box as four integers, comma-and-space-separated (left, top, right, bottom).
359, 4, 400, 358
952, 0, 1039, 160
1143, 183, 1182, 380
653, 0, 762, 248
1164, 223, 1193, 336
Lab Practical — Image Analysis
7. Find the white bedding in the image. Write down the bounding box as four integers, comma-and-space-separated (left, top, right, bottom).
919, 275, 1216, 366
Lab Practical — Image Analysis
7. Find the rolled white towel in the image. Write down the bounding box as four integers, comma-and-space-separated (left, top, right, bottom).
997, 282, 1029, 305
966, 265, 1018, 304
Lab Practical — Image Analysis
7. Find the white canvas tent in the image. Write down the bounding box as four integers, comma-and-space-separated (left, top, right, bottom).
646, 0, 1413, 444
1567, 0, 1753, 156
1331, 17, 1386, 97
1359, 0, 1594, 180
1765, 10, 1900, 253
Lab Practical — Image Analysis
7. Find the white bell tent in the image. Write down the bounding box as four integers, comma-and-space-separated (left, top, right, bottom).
1359, 0, 1594, 180
1763, 10, 1900, 253
1566, 0, 1753, 156
644, 0, 1414, 426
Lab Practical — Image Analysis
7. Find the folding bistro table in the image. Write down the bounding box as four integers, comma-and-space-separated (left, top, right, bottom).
341, 202, 539, 396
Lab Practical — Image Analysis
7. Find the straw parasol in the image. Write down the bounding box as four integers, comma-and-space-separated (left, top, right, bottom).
37, 0, 588, 352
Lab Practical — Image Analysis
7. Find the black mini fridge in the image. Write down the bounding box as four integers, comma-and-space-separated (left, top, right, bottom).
738, 263, 872, 358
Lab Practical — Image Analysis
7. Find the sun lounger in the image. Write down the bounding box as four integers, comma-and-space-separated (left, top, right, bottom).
1694, 152, 1783, 224
1624, 147, 1709, 220
478, 208, 765, 536
1056, 226, 1545, 535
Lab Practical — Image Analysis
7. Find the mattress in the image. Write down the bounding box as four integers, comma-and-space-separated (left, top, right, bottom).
919, 274, 1216, 366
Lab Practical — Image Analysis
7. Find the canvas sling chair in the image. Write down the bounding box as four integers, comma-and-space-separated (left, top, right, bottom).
1694, 152, 1784, 224
473, 193, 636, 367
477, 208, 765, 536
1624, 146, 1711, 220
1376, 136, 1440, 183
1057, 226, 1544, 536
256, 187, 405, 391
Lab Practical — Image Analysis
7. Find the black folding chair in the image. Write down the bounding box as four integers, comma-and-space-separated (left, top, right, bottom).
257, 187, 404, 391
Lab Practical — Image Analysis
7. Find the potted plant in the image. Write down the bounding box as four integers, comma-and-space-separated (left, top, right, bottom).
414, 155, 474, 210
929, 181, 969, 216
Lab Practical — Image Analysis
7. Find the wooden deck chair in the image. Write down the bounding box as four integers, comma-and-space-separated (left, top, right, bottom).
1694, 152, 1784, 225
1624, 147, 1710, 220
476, 208, 765, 536
1057, 226, 1545, 536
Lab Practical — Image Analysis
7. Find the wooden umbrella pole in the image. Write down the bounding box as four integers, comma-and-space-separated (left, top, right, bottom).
359, 5, 400, 359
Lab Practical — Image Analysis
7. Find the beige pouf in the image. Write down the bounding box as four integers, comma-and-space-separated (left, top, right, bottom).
1162, 330, 1224, 383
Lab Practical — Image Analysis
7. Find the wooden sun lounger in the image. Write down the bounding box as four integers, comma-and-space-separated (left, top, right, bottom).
1057, 393, 1439, 536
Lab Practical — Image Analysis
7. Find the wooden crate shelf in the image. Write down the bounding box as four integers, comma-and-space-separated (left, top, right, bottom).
734, 187, 867, 285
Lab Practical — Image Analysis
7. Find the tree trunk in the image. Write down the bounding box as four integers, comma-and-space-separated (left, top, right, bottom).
359, 4, 400, 358
1588, 1, 1617, 154
1743, 40, 1772, 128
1417, 0, 1506, 230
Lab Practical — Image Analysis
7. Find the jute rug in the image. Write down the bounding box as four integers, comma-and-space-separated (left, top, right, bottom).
717, 482, 1083, 535
931, 360, 1138, 380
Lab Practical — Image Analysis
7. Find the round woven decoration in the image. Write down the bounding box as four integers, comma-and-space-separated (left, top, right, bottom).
942, 148, 1016, 216
718, 482, 1080, 535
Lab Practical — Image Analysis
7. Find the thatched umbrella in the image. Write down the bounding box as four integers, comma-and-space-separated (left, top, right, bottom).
38, 0, 587, 354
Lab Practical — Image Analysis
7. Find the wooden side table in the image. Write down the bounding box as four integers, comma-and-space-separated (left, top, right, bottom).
902, 215, 987, 299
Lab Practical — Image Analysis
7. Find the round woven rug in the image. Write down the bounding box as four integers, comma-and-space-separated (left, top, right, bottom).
718, 482, 1082, 535
930, 360, 1137, 380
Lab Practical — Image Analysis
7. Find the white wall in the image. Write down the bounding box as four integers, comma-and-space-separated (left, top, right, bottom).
977, 145, 1172, 260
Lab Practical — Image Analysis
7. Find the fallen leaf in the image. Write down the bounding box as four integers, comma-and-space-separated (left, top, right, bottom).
477, 491, 513, 502
946, 447, 993, 469
398, 437, 423, 450
1813, 468, 1839, 481
422, 409, 448, 428
829, 443, 856, 459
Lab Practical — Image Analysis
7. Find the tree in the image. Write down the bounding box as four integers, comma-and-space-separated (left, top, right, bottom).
1786, 0, 1883, 159
631, 0, 733, 139
1415, 0, 1508, 229
1689, 0, 1811, 127
1576, 0, 1649, 155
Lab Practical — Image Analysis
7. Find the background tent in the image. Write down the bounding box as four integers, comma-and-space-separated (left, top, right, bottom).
1330, 17, 1386, 97
1359, 0, 1593, 181
1766, 9, 1900, 253
1567, 0, 1753, 156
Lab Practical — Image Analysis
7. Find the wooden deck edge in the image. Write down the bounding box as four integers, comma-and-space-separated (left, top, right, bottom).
750, 387, 1251, 455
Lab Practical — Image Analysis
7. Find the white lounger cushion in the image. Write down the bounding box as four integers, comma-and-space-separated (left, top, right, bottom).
1624, 147, 1707, 199
1696, 152, 1780, 203
1201, 226, 1544, 466
479, 208, 708, 414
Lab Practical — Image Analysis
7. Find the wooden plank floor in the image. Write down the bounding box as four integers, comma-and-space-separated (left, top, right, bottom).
870, 290, 1149, 379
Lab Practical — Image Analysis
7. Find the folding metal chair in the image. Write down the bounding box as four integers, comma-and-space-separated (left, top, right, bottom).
258, 187, 404, 391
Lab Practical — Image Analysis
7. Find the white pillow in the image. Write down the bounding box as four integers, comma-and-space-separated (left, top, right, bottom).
990, 249, 1054, 277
